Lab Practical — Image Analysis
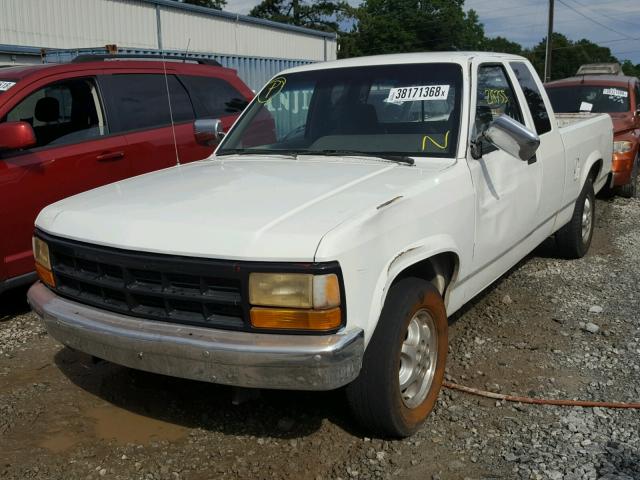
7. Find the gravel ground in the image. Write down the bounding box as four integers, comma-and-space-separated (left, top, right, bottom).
0, 196, 639, 480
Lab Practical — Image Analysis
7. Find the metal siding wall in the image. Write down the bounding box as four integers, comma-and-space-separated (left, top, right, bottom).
0, 0, 157, 49
1, 0, 337, 62
160, 8, 329, 61
213, 55, 313, 91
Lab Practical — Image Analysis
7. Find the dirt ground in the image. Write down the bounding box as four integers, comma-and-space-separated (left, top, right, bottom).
1, 196, 639, 480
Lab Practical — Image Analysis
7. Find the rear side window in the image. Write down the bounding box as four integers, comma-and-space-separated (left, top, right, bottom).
180, 75, 248, 119
4, 77, 107, 148
101, 74, 194, 133
510, 62, 552, 134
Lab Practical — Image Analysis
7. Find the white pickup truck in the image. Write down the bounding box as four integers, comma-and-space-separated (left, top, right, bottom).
28, 52, 613, 437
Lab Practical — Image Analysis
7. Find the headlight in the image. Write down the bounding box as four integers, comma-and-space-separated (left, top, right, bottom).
249, 273, 340, 309
32, 237, 55, 287
614, 141, 632, 154
249, 272, 342, 331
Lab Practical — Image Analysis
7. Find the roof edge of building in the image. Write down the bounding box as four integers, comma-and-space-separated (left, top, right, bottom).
145, 0, 338, 39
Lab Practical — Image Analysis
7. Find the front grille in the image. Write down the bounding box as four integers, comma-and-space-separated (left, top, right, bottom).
38, 231, 345, 334
44, 233, 246, 330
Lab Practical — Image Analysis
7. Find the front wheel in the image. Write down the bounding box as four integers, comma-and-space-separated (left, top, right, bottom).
556, 177, 595, 259
346, 278, 448, 437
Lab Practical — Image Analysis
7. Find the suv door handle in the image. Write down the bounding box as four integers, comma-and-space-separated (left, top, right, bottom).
97, 151, 125, 161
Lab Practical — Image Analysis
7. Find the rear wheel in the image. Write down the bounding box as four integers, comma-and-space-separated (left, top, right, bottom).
556, 177, 595, 259
346, 278, 448, 437
619, 155, 638, 198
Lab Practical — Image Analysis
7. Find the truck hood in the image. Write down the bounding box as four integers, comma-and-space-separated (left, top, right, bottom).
36, 156, 452, 261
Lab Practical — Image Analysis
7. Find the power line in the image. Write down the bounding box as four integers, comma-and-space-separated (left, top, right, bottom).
564, 0, 640, 29
556, 0, 635, 41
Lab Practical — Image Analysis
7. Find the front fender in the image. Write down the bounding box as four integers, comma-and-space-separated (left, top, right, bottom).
364, 235, 462, 342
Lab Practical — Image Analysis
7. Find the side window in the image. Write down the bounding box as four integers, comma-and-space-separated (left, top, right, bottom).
635, 82, 640, 111
179, 75, 248, 119
4, 78, 107, 148
102, 74, 194, 133
510, 62, 552, 134
475, 65, 524, 137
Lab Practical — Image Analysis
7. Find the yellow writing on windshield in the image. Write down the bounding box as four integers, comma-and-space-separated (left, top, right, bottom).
258, 77, 287, 104
422, 131, 450, 151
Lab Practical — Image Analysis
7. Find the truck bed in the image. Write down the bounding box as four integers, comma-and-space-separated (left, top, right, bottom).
555, 112, 605, 129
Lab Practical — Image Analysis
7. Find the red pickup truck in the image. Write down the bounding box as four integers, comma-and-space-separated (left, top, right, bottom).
0, 57, 252, 294
546, 74, 640, 197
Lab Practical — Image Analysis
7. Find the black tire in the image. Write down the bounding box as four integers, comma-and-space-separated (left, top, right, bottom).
618, 155, 638, 198
346, 278, 448, 438
556, 177, 595, 259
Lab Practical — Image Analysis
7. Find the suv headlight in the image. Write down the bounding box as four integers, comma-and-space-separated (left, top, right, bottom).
249, 273, 341, 331
614, 141, 633, 154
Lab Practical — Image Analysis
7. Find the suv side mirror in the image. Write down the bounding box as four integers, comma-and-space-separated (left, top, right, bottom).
0, 121, 37, 151
194, 119, 224, 146
472, 114, 540, 162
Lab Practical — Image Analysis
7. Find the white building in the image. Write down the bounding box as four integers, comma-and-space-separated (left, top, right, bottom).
0, 0, 338, 89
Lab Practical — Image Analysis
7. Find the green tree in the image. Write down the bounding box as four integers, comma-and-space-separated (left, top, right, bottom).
621, 60, 640, 78
249, 0, 350, 33
174, 0, 227, 10
483, 36, 523, 55
343, 0, 486, 57
526, 33, 617, 81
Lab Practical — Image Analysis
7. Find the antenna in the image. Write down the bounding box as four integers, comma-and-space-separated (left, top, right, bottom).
161, 49, 181, 166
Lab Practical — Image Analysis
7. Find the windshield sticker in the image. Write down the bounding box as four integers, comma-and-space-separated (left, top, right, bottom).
580, 101, 593, 112
421, 131, 450, 151
387, 85, 450, 104
257, 77, 287, 104
603, 88, 627, 98
0, 81, 16, 92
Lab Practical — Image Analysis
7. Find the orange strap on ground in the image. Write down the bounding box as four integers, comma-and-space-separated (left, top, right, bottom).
443, 381, 640, 409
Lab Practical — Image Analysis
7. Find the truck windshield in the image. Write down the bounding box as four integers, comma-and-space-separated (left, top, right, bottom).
218, 63, 463, 158
547, 85, 630, 113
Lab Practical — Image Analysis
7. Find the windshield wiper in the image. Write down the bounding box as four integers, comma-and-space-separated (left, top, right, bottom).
309, 150, 415, 166
216, 148, 298, 158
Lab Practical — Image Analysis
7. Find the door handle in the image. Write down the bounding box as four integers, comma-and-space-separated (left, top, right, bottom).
97, 151, 125, 161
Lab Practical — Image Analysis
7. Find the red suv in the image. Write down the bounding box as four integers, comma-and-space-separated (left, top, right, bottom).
0, 56, 252, 294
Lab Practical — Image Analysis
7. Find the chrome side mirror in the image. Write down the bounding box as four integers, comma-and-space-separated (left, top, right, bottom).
471, 114, 540, 162
194, 119, 224, 146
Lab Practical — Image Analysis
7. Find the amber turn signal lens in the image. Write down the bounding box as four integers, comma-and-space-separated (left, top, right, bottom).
35, 262, 56, 288
250, 307, 341, 331
33, 237, 51, 270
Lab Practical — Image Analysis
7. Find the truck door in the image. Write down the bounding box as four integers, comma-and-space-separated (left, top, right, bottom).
465, 62, 542, 296
508, 61, 565, 229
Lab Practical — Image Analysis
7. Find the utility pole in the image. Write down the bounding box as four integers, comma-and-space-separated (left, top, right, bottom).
544, 0, 555, 82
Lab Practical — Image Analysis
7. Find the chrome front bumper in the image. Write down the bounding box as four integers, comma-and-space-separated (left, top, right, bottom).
28, 282, 364, 390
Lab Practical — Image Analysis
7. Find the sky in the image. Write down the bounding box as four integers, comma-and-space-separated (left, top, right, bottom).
224, 0, 640, 64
